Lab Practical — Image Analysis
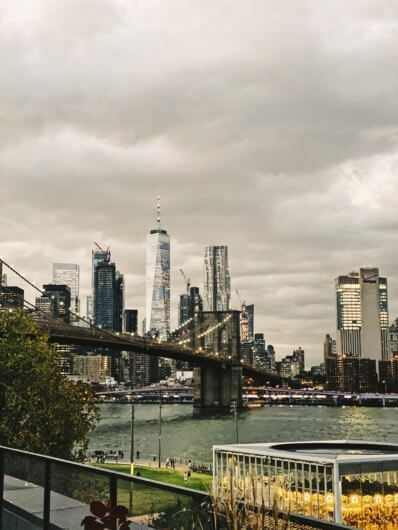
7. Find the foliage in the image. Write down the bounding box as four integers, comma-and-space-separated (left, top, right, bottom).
0, 310, 99, 459
81, 501, 130, 530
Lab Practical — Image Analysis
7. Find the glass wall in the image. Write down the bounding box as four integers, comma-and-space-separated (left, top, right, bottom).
340, 462, 398, 529
214, 451, 335, 522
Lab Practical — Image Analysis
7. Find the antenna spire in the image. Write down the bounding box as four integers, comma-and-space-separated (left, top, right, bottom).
157, 195, 161, 228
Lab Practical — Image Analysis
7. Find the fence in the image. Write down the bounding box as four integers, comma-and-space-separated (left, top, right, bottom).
0, 445, 353, 530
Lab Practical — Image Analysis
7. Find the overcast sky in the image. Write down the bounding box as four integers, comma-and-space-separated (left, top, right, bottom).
2, 1, 398, 366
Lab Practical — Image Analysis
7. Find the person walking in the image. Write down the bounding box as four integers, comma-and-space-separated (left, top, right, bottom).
183, 471, 188, 483
166, 457, 170, 468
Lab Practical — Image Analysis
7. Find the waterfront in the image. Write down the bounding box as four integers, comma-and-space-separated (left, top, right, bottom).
89, 403, 398, 462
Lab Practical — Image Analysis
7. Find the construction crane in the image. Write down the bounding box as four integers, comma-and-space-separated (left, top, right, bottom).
179, 268, 191, 293
235, 289, 246, 308
94, 242, 110, 262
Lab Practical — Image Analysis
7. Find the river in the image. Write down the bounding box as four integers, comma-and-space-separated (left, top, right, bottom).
88, 404, 398, 462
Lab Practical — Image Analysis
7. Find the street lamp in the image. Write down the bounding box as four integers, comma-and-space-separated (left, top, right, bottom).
158, 392, 162, 467
231, 400, 239, 444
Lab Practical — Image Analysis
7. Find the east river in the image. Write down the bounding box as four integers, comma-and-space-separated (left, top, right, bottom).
88, 404, 398, 462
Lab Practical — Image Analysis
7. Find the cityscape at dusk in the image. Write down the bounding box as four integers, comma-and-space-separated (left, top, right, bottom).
2, 1, 398, 529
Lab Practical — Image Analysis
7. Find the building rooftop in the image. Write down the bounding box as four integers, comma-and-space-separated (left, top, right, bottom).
214, 440, 398, 464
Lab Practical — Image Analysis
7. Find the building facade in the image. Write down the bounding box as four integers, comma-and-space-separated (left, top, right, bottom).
203, 245, 231, 311
94, 261, 117, 330
52, 263, 80, 317
336, 268, 389, 362
145, 208, 170, 340
124, 309, 138, 334
247, 304, 254, 342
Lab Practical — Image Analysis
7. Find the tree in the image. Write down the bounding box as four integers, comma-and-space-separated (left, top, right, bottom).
0, 310, 99, 459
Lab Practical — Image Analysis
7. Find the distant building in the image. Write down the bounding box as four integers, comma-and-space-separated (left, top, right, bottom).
94, 260, 117, 330
240, 302, 249, 342
0, 286, 24, 310
203, 245, 230, 311
179, 293, 191, 327
335, 268, 389, 363
323, 334, 337, 361
124, 309, 138, 334
388, 318, 398, 358
253, 333, 266, 366
90, 246, 110, 320
115, 271, 124, 332
247, 304, 254, 341
241, 341, 254, 365
146, 198, 170, 340
37, 284, 71, 323
292, 347, 305, 372
52, 263, 80, 317
326, 354, 378, 393
379, 354, 398, 393
277, 352, 301, 379
72, 355, 112, 383
189, 286, 203, 314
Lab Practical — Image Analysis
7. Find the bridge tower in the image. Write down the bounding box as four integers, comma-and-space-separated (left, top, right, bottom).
191, 310, 242, 408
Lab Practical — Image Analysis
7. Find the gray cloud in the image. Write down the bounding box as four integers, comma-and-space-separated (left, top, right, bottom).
2, 0, 398, 365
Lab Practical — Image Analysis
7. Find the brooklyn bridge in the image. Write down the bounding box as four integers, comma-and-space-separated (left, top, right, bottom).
0, 258, 282, 407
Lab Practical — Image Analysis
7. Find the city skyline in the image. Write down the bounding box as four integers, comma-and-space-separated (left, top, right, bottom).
2, 1, 398, 365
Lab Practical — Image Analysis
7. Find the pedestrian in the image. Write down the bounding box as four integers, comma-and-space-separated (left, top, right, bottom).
166, 457, 170, 468
136, 450, 140, 460
183, 471, 188, 483
188, 459, 192, 471
171, 458, 175, 469
187, 470, 191, 478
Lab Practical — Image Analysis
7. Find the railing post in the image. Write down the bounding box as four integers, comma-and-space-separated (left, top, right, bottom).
110, 475, 117, 508
43, 461, 51, 530
0, 449, 4, 530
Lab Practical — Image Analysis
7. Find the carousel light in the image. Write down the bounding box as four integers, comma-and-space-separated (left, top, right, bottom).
375, 495, 382, 503
351, 495, 359, 504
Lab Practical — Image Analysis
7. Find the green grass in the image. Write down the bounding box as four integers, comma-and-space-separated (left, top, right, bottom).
94, 462, 212, 492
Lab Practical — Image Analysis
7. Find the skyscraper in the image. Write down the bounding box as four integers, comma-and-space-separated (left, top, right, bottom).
89, 245, 110, 321
203, 245, 230, 311
94, 259, 121, 331
37, 284, 71, 323
336, 268, 389, 362
52, 263, 80, 317
247, 304, 254, 342
124, 309, 138, 334
145, 198, 170, 340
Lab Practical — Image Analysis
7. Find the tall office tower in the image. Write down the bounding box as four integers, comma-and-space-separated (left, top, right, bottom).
145, 198, 170, 340
90, 245, 110, 320
115, 271, 124, 332
37, 284, 71, 323
94, 260, 117, 330
53, 263, 80, 317
124, 309, 138, 334
292, 347, 305, 372
336, 268, 389, 362
253, 333, 266, 365
240, 302, 249, 342
203, 245, 231, 311
190, 286, 203, 314
179, 293, 191, 327
323, 334, 337, 362
246, 304, 254, 341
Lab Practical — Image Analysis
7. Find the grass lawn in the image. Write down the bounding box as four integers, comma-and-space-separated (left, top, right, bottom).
91, 463, 212, 517
94, 463, 212, 492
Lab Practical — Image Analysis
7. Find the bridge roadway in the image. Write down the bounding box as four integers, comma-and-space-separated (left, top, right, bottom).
41, 320, 282, 386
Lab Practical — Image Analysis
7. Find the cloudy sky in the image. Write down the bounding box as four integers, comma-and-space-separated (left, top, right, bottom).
2, 0, 398, 366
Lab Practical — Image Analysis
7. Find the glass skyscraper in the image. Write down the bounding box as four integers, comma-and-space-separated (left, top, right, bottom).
336, 268, 389, 361
145, 201, 170, 340
203, 245, 231, 311
52, 263, 80, 316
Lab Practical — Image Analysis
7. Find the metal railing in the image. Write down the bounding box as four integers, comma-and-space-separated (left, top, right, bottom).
0, 445, 352, 530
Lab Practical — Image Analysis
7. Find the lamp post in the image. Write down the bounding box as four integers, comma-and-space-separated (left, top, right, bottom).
158, 392, 162, 467
231, 400, 239, 444
130, 391, 135, 475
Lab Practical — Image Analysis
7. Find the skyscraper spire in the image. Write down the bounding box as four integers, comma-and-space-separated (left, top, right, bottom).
157, 195, 161, 228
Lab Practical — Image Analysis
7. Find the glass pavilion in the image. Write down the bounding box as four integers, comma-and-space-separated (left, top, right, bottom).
213, 440, 398, 528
